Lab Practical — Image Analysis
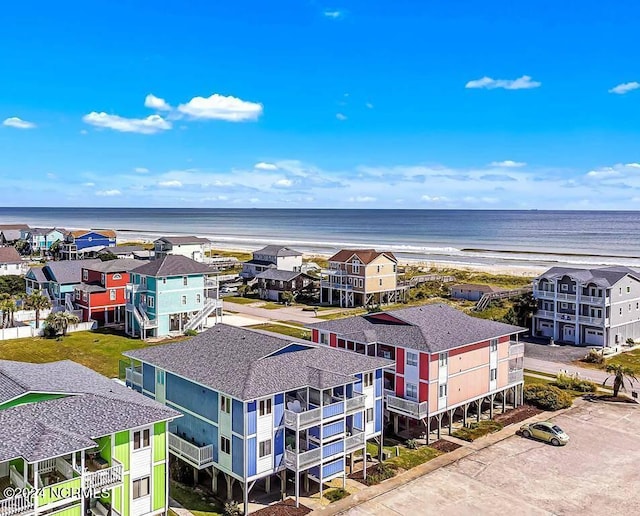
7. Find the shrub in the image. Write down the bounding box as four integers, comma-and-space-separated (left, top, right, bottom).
183, 329, 198, 337
405, 438, 418, 450
583, 349, 605, 364
523, 384, 573, 410
42, 324, 58, 339
223, 501, 241, 516
324, 488, 349, 502
451, 420, 503, 442
365, 463, 396, 485
552, 373, 597, 393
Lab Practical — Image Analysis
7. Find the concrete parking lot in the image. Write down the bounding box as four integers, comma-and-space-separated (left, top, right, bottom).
345, 401, 640, 515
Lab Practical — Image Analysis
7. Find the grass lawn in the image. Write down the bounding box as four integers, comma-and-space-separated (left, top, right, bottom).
0, 329, 151, 377
207, 248, 252, 262
524, 374, 554, 386
317, 309, 368, 320
223, 296, 259, 305
170, 481, 222, 516
451, 420, 504, 442
605, 348, 640, 375
247, 323, 311, 340
386, 445, 441, 470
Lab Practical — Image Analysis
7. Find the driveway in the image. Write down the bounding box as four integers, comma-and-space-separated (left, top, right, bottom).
344, 401, 640, 515
524, 340, 589, 363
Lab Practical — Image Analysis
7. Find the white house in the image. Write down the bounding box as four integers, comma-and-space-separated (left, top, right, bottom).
154, 236, 212, 263
0, 247, 26, 276
241, 245, 303, 279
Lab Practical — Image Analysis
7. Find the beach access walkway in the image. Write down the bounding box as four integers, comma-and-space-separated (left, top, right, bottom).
524, 357, 609, 384
223, 302, 342, 325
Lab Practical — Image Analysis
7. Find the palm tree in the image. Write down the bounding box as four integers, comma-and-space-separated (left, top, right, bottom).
0, 294, 17, 328
49, 240, 62, 260
602, 364, 639, 397
24, 291, 52, 329
44, 311, 80, 337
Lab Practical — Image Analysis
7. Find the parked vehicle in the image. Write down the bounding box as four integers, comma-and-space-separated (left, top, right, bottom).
220, 285, 238, 294
520, 421, 570, 446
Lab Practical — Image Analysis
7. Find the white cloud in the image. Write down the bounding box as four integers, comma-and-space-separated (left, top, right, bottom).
144, 94, 171, 111
365, 102, 374, 109
489, 160, 526, 168
158, 180, 183, 188
274, 178, 293, 188
421, 195, 448, 202
324, 10, 343, 18
254, 162, 278, 171
96, 189, 121, 196
177, 94, 263, 122
608, 82, 640, 95
83, 182, 95, 187
336, 113, 347, 121
82, 112, 171, 134
625, 163, 640, 168
465, 75, 541, 90
349, 196, 376, 203
2, 117, 36, 129
134, 167, 149, 173
80, 129, 88, 135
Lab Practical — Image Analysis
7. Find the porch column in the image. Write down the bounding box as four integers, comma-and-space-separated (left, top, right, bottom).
304, 471, 309, 493
489, 394, 495, 419
211, 467, 218, 493
393, 414, 399, 435
280, 471, 286, 501
502, 391, 506, 413
225, 474, 234, 501
265, 476, 270, 494
463, 403, 468, 427
193, 467, 199, 485
436, 413, 442, 440
294, 471, 299, 508
476, 399, 481, 422
243, 482, 248, 516
448, 409, 454, 435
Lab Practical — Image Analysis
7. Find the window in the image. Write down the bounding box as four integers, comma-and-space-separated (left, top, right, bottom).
221, 395, 231, 414
75, 290, 80, 300
406, 351, 418, 367
439, 352, 448, 367
379, 279, 383, 286
133, 428, 150, 449
259, 439, 272, 457
101, 273, 106, 285
627, 286, 631, 293
162, 278, 167, 285
490, 339, 498, 352
560, 302, 568, 309
82, 270, 88, 281
82, 291, 87, 302
181, 295, 187, 305
259, 398, 272, 416
377, 265, 381, 273
221, 436, 231, 455
196, 294, 201, 303
148, 296, 155, 308
109, 289, 116, 301
366, 408, 374, 423
113, 273, 122, 280
490, 368, 497, 381
352, 261, 360, 274
320, 332, 329, 345
363, 372, 373, 387
560, 283, 568, 291
620, 308, 623, 316
439, 384, 447, 398
406, 383, 418, 400
141, 276, 146, 286
359, 278, 363, 288
183, 276, 188, 286
132, 477, 150, 499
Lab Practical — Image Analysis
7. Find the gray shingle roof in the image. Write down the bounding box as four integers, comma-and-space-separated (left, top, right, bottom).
244, 259, 277, 267
26, 267, 47, 283
0, 360, 179, 462
155, 236, 211, 245
255, 245, 302, 257
86, 258, 144, 273
44, 259, 100, 284
75, 284, 106, 293
537, 266, 640, 288
0, 230, 22, 241
309, 304, 525, 353
97, 245, 145, 255
133, 255, 212, 277
255, 269, 310, 282
125, 324, 392, 400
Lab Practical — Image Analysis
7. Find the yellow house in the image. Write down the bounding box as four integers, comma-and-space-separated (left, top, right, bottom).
321, 249, 405, 307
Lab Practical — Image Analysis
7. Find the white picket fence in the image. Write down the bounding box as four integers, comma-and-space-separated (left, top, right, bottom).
13, 308, 52, 322
0, 320, 97, 341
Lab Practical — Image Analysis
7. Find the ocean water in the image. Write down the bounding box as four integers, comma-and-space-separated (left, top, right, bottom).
1, 208, 640, 269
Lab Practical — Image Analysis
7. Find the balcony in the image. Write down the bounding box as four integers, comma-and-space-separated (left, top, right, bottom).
509, 342, 525, 356
0, 494, 34, 516
579, 315, 605, 326
535, 290, 555, 299
386, 395, 428, 419
556, 293, 576, 301
284, 447, 322, 470
508, 369, 524, 384
168, 433, 214, 469
284, 398, 347, 431
536, 309, 555, 319
125, 367, 142, 387
82, 460, 123, 490
320, 280, 353, 290
556, 313, 576, 322
581, 295, 606, 305
344, 431, 366, 454
344, 395, 366, 414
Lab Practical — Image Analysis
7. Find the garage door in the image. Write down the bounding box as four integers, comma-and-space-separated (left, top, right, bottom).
538, 322, 553, 337
585, 329, 604, 346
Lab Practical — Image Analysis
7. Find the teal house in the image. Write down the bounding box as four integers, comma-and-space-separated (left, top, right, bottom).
23, 228, 66, 253
125, 255, 222, 339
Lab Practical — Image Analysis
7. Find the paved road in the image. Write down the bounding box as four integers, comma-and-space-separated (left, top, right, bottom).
524, 357, 609, 384
223, 302, 329, 325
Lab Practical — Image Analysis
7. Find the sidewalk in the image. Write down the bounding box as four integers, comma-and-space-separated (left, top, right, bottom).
311, 400, 581, 515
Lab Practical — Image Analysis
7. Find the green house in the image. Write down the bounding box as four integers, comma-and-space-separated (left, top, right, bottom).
0, 360, 180, 516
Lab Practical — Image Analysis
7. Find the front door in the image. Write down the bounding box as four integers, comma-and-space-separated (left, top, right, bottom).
563, 326, 575, 342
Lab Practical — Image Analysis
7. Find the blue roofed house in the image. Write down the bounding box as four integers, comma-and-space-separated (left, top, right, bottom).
60, 230, 117, 260
123, 324, 391, 514
125, 255, 222, 339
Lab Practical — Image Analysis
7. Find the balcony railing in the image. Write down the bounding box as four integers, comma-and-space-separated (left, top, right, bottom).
284, 399, 347, 430
508, 369, 524, 384
344, 432, 366, 453
578, 315, 604, 325
0, 494, 34, 516
284, 447, 322, 470
509, 343, 525, 356
581, 295, 606, 305
536, 309, 555, 318
83, 461, 123, 490
125, 368, 142, 387
320, 280, 353, 290
386, 395, 428, 419
556, 293, 576, 301
535, 290, 555, 299
168, 433, 214, 468
344, 395, 366, 414
556, 313, 576, 322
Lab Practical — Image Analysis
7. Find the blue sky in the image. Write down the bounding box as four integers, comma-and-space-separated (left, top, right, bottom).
1, 0, 639, 209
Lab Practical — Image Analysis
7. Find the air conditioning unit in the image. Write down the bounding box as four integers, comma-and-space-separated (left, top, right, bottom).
382, 351, 391, 359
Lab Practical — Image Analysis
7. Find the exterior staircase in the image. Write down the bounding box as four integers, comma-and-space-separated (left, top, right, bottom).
184, 298, 222, 332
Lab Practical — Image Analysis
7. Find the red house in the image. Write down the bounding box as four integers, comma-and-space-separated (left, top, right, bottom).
73, 259, 142, 325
